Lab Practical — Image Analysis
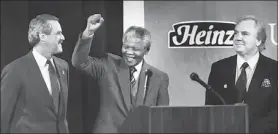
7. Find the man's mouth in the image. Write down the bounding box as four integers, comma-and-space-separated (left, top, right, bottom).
125, 56, 135, 61
234, 42, 245, 46
58, 40, 63, 44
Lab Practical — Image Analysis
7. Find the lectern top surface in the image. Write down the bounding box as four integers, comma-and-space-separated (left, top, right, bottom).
145, 104, 247, 108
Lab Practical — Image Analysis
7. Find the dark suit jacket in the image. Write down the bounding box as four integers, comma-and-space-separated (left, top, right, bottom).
72, 36, 169, 133
205, 53, 278, 133
1, 51, 69, 133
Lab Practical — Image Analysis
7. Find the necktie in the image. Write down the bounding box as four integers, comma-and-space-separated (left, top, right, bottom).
129, 66, 137, 97
235, 62, 249, 102
46, 60, 60, 113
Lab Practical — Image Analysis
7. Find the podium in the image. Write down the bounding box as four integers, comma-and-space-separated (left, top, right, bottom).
118, 105, 248, 133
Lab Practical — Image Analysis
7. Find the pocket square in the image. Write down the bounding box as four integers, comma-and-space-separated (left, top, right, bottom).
261, 78, 271, 88
62, 70, 65, 75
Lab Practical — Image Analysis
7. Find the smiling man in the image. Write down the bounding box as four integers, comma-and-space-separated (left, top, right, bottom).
72, 14, 169, 133
205, 15, 278, 133
1, 14, 69, 133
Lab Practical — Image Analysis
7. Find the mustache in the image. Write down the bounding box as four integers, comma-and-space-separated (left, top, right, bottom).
234, 40, 244, 44
58, 40, 63, 44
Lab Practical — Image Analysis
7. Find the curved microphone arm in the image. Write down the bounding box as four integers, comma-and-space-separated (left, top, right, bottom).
190, 72, 226, 105
207, 86, 226, 105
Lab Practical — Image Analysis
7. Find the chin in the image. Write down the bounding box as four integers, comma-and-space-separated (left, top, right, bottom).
234, 47, 244, 53
126, 62, 135, 66
125, 61, 136, 66
235, 50, 246, 56
57, 47, 63, 53
54, 50, 63, 54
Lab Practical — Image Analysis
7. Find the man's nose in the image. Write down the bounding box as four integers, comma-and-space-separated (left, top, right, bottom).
125, 48, 134, 55
61, 34, 65, 40
234, 33, 242, 40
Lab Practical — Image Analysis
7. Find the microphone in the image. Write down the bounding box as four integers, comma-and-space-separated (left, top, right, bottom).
190, 73, 212, 90
143, 69, 152, 103
190, 72, 226, 105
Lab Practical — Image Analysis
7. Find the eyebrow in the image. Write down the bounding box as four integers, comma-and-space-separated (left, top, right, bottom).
234, 30, 251, 35
56, 31, 62, 34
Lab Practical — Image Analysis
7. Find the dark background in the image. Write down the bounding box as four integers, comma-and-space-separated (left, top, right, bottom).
1, 1, 123, 133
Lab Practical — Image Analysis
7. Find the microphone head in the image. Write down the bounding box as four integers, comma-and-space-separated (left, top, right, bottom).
190, 72, 199, 81
145, 69, 152, 76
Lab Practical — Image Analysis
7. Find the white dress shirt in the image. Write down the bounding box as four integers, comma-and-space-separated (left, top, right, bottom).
32, 49, 55, 95
235, 52, 259, 91
133, 60, 143, 81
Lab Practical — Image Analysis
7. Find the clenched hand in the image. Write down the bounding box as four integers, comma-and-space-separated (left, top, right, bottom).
82, 14, 104, 38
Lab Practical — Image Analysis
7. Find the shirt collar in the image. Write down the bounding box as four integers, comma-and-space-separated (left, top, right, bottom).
134, 60, 144, 72
32, 48, 54, 69
237, 52, 259, 70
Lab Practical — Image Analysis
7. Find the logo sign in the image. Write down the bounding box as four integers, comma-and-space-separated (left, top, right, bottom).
168, 21, 236, 48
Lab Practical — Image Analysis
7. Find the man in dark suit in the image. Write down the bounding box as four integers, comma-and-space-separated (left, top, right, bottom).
205, 15, 277, 133
72, 14, 169, 133
1, 14, 69, 133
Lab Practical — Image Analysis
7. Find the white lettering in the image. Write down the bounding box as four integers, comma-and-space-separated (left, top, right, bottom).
196, 31, 206, 45
189, 25, 198, 45
268, 23, 277, 45
212, 31, 225, 45
205, 25, 214, 45
170, 23, 235, 46
224, 30, 234, 45
172, 25, 189, 45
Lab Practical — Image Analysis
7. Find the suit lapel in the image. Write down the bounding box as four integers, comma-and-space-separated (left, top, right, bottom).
26, 51, 55, 111
246, 54, 265, 103
223, 55, 239, 104
53, 57, 68, 109
117, 59, 131, 110
228, 55, 237, 89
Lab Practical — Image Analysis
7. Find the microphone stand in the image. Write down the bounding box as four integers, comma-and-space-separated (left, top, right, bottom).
143, 69, 152, 104
207, 86, 226, 105
190, 73, 226, 105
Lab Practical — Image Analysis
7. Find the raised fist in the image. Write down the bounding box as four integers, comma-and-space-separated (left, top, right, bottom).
83, 14, 104, 37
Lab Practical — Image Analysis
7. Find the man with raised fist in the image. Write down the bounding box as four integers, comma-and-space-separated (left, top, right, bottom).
72, 14, 169, 133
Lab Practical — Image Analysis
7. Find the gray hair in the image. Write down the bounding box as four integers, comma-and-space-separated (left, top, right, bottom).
122, 26, 151, 51
28, 14, 59, 47
235, 15, 267, 51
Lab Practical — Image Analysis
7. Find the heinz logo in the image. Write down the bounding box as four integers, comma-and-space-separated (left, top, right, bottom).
168, 21, 236, 48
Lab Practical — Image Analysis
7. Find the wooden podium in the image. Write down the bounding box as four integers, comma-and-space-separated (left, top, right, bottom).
118, 105, 249, 133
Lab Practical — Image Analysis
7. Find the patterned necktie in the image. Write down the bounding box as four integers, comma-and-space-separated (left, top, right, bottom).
235, 62, 249, 102
129, 66, 137, 97
46, 60, 60, 113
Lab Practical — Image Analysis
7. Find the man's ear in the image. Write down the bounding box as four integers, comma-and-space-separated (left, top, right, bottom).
144, 46, 150, 55
256, 39, 261, 47
39, 32, 46, 41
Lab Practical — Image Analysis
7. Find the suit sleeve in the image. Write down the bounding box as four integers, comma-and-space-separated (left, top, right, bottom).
205, 62, 219, 105
71, 33, 105, 78
1, 64, 21, 133
64, 62, 70, 133
66, 62, 69, 89
250, 63, 278, 133
157, 73, 169, 105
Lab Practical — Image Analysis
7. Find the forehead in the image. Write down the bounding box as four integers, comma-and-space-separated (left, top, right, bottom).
48, 20, 62, 32
235, 20, 257, 32
123, 40, 145, 48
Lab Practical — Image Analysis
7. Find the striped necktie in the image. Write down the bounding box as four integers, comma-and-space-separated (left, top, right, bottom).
129, 66, 137, 97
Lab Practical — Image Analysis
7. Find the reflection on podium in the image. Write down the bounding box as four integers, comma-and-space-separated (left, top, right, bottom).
118, 105, 248, 133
